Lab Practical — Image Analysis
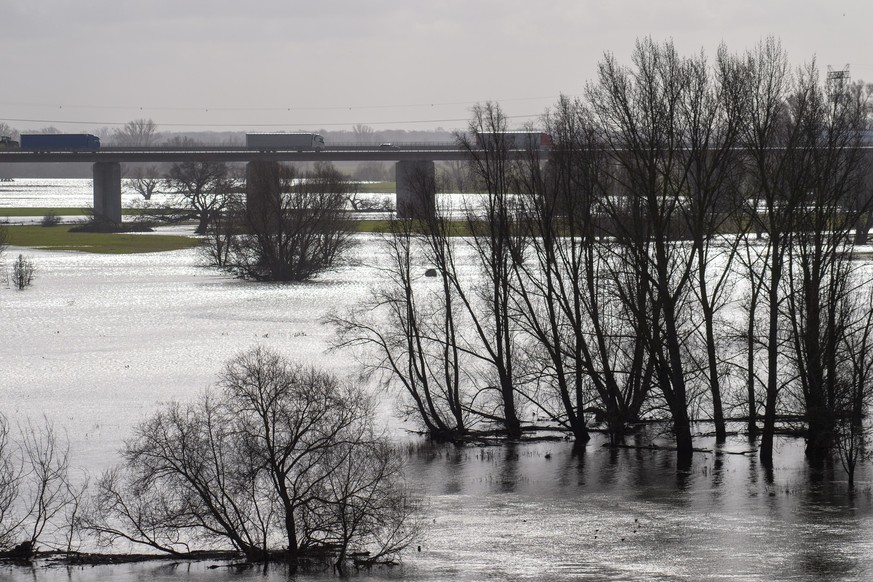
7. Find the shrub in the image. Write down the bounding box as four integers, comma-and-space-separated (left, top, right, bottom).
40, 211, 62, 227
10, 254, 34, 290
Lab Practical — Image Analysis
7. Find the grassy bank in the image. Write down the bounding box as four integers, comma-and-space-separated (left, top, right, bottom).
354, 181, 395, 193
0, 207, 91, 217
0, 207, 179, 217
4, 225, 202, 254
2, 216, 477, 254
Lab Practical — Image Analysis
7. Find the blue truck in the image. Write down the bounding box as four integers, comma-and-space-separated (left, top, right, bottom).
19, 134, 101, 151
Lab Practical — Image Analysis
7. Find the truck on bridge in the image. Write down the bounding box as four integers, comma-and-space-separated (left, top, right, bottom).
246, 132, 325, 152
20, 134, 101, 151
0, 136, 19, 149
476, 131, 552, 150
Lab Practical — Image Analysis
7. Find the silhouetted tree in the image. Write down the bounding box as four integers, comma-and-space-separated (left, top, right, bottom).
127, 166, 161, 200
112, 119, 160, 147
586, 38, 703, 459
214, 162, 356, 282
0, 415, 82, 559
86, 348, 418, 567
329, 214, 470, 442
455, 102, 527, 440
833, 287, 873, 488
164, 137, 232, 234
780, 61, 869, 461
737, 37, 803, 466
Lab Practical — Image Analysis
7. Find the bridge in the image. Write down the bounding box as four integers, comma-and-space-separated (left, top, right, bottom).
0, 144, 477, 221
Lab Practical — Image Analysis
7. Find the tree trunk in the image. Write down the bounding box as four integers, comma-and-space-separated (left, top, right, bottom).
804, 404, 834, 463
853, 212, 873, 245
760, 242, 782, 467
746, 285, 759, 436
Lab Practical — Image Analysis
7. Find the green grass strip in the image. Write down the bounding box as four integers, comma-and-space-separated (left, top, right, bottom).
0, 207, 91, 217
4, 225, 202, 254
353, 182, 396, 193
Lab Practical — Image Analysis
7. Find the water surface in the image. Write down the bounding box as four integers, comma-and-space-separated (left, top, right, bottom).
1, 181, 871, 581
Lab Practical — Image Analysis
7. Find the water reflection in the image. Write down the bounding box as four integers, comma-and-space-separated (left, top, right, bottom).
399, 430, 873, 581
6, 431, 873, 582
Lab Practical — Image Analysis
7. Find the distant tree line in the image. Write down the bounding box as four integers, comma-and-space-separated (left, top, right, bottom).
331, 37, 873, 477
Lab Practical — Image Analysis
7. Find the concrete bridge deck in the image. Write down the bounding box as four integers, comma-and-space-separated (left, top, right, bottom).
0, 144, 487, 221
0, 144, 471, 164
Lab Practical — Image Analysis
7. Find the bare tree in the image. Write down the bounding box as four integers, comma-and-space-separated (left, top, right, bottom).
833, 286, 873, 488
0, 415, 81, 559
736, 37, 800, 465
88, 395, 271, 560
780, 61, 869, 462
586, 38, 704, 459
455, 102, 526, 440
741, 38, 863, 464
127, 165, 161, 201
439, 160, 473, 193
17, 418, 79, 553
509, 98, 599, 444
214, 162, 356, 281
330, 215, 470, 442
87, 348, 418, 567
112, 119, 160, 147
220, 347, 372, 562
9, 254, 35, 290
671, 47, 748, 442
0, 415, 22, 549
164, 137, 232, 234
317, 438, 420, 570
352, 124, 377, 144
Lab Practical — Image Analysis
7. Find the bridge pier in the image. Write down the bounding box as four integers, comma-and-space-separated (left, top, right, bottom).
395, 160, 435, 219
245, 161, 281, 228
92, 162, 122, 225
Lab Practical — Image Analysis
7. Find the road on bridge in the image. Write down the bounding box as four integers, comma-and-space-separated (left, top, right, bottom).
0, 144, 476, 164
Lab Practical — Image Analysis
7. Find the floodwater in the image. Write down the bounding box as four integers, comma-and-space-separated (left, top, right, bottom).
1, 181, 873, 581
0, 178, 178, 209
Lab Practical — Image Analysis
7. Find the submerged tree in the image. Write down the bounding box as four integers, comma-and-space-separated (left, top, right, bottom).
833, 287, 873, 488
509, 97, 601, 444
210, 162, 356, 282
781, 61, 870, 462
87, 347, 418, 567
586, 38, 707, 459
0, 415, 83, 559
163, 137, 232, 234
330, 214, 470, 442
455, 102, 527, 440
737, 37, 803, 466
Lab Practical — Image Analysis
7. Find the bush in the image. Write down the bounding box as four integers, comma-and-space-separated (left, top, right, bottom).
40, 211, 62, 227
86, 347, 419, 568
206, 162, 357, 282
10, 254, 34, 290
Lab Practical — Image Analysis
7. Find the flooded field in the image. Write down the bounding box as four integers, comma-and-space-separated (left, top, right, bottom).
1, 181, 872, 580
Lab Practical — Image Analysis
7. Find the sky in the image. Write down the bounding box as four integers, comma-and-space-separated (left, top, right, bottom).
2, 0, 872, 134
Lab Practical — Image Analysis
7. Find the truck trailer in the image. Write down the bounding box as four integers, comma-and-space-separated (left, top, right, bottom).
475, 131, 552, 150
245, 132, 325, 152
20, 134, 101, 151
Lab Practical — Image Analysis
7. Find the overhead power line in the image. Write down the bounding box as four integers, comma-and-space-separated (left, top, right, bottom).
0, 113, 543, 129
0, 95, 561, 115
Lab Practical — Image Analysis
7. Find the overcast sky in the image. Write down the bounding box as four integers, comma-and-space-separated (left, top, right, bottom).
2, 0, 871, 134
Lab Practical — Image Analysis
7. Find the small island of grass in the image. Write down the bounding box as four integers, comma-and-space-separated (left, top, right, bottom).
4, 225, 202, 254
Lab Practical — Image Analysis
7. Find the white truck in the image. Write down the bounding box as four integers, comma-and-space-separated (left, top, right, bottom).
245, 132, 325, 152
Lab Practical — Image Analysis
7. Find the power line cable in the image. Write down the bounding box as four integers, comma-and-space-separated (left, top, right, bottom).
0, 95, 562, 115
0, 114, 543, 129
